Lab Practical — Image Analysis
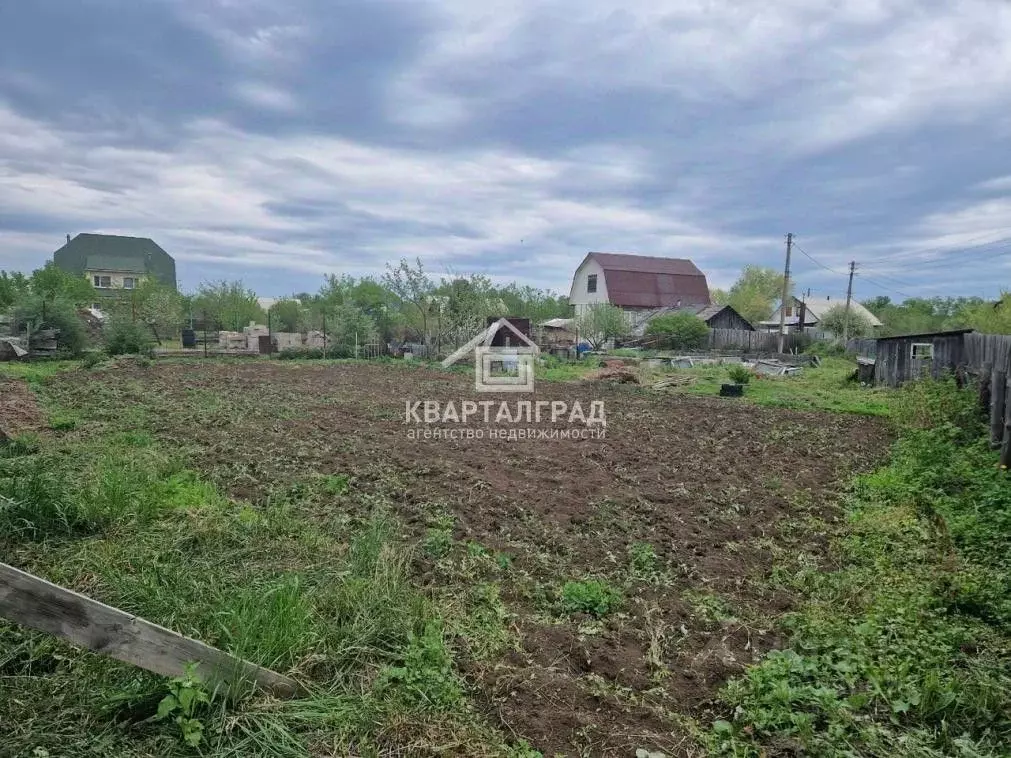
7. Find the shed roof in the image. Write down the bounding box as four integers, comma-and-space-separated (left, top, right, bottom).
876, 328, 975, 342
583, 252, 710, 308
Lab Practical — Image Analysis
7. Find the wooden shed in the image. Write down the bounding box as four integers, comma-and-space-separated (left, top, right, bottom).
485, 317, 531, 347
873, 328, 973, 387
694, 304, 755, 331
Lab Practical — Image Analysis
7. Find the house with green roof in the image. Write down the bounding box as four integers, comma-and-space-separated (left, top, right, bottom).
53, 233, 177, 297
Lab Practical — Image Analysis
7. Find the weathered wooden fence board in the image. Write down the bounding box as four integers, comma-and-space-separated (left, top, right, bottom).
0, 562, 303, 698
706, 329, 804, 353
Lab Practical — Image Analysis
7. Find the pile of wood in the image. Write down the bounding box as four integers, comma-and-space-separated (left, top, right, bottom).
28, 329, 59, 357
651, 375, 695, 390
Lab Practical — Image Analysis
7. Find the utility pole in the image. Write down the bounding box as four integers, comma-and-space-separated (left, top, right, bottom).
797, 287, 810, 338
777, 233, 794, 353
842, 261, 857, 343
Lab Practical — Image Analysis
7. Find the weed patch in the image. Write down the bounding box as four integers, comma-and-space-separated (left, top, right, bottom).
560, 579, 623, 617
711, 379, 1011, 756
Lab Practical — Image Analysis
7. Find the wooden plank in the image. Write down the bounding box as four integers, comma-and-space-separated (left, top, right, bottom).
1002, 378, 1011, 469
992, 370, 1007, 449
979, 362, 993, 417
0, 562, 303, 698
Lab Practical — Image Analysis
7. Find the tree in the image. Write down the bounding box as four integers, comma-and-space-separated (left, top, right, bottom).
576, 304, 628, 349
269, 299, 306, 332
958, 293, 1011, 334
0, 271, 29, 310
129, 280, 184, 344
192, 281, 265, 330
28, 261, 96, 314
645, 313, 709, 350
382, 258, 434, 342
862, 296, 983, 336
713, 266, 786, 326
819, 304, 874, 338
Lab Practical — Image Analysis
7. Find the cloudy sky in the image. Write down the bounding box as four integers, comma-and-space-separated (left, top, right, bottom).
2, 1, 1011, 302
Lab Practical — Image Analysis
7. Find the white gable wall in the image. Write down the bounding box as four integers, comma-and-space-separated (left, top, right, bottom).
568, 257, 610, 316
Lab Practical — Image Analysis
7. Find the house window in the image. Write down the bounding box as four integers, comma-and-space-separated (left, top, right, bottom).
587, 274, 597, 294
911, 343, 933, 360
784, 306, 793, 317
93, 275, 111, 288
123, 277, 137, 289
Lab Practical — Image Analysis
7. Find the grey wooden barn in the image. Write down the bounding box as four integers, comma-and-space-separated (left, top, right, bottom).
873, 328, 973, 387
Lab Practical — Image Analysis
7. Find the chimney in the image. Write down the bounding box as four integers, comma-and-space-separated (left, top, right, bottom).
66, 233, 71, 244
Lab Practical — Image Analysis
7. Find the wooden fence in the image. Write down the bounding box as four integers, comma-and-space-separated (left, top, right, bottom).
706, 329, 807, 353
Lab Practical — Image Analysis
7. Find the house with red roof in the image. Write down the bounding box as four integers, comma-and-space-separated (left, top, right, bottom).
568, 252, 711, 325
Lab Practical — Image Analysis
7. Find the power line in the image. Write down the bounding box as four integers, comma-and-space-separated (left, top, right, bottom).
867, 233, 1011, 265
864, 239, 1011, 274
857, 273, 914, 300
792, 244, 845, 276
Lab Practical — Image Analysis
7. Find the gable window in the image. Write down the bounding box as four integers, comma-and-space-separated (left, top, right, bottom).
587, 274, 598, 294
911, 343, 933, 360
123, 277, 137, 289
784, 306, 793, 317
93, 275, 111, 288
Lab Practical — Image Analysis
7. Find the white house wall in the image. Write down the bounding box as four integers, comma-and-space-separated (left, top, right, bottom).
569, 258, 610, 315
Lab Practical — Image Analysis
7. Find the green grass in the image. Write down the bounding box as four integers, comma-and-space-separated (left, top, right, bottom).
0, 359, 79, 384
0, 380, 533, 757
709, 379, 1011, 756
532, 354, 893, 416
676, 356, 893, 416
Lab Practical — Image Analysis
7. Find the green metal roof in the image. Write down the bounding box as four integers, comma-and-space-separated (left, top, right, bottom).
53, 233, 176, 289
85, 255, 146, 273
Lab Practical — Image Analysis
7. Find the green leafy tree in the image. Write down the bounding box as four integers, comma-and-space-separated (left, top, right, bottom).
958, 292, 1011, 334
495, 283, 570, 322
382, 258, 435, 342
862, 296, 983, 336
0, 271, 29, 310
645, 312, 709, 350
269, 298, 306, 332
819, 304, 874, 338
29, 261, 96, 311
128, 280, 184, 345
192, 281, 265, 331
712, 266, 786, 326
576, 304, 628, 349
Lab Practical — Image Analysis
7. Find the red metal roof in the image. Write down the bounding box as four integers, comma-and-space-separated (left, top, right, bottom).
585, 252, 710, 308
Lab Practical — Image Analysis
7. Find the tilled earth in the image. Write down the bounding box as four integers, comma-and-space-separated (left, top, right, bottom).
0, 376, 46, 441
42, 360, 891, 756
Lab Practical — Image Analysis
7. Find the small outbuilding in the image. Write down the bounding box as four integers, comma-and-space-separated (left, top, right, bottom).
873, 328, 973, 387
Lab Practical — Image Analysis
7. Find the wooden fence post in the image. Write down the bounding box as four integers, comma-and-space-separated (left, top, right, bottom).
1002, 378, 1011, 468
991, 369, 1006, 449
979, 362, 993, 418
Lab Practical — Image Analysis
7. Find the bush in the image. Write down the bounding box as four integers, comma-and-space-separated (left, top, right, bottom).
13, 296, 89, 356
80, 351, 104, 368
645, 313, 709, 351
105, 318, 155, 356
727, 364, 751, 384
